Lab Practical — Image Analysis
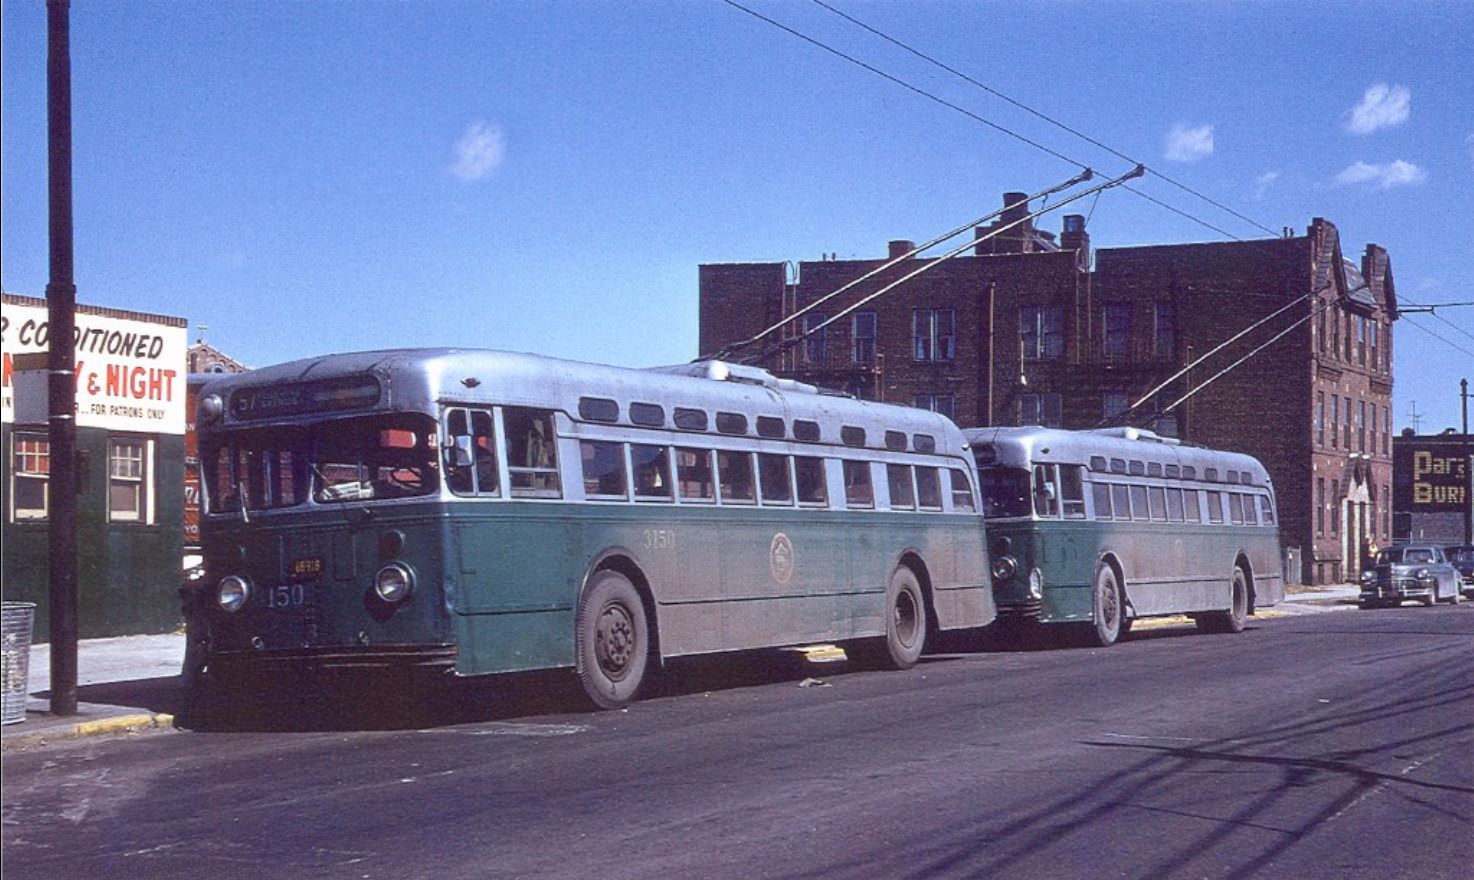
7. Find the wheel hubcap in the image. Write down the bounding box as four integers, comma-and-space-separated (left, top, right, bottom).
894, 589, 919, 646
596, 603, 635, 680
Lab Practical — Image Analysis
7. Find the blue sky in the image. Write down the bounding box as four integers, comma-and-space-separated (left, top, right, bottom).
3, 0, 1471, 433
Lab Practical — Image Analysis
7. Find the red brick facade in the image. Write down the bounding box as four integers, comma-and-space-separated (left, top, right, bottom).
699, 205, 1397, 585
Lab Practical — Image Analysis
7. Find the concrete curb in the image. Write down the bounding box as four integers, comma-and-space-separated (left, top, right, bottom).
1, 712, 175, 752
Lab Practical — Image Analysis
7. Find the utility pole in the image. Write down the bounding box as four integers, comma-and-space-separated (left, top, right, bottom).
1463, 378, 1472, 544
46, 0, 79, 716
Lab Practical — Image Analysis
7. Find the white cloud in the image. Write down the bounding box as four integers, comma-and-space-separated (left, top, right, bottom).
1334, 160, 1427, 189
1164, 123, 1214, 162
1345, 83, 1410, 135
450, 121, 506, 182
1253, 171, 1280, 200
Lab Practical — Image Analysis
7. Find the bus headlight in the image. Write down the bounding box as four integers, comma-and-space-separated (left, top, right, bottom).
1029, 568, 1045, 599
217, 576, 251, 612
992, 556, 1018, 582
375, 562, 415, 603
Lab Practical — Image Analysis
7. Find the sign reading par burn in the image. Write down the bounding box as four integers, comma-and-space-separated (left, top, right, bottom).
1394, 437, 1472, 513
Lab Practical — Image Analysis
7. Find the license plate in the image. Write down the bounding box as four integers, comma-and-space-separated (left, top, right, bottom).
288, 556, 324, 581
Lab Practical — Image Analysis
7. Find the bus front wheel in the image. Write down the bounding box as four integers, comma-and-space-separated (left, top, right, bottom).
881, 566, 928, 669
1087, 562, 1123, 647
575, 569, 650, 710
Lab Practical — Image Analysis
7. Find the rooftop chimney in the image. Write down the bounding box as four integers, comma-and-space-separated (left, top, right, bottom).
888, 239, 916, 260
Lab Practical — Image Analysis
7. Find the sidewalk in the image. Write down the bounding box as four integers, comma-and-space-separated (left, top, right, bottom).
2, 632, 186, 750
2, 585, 1364, 748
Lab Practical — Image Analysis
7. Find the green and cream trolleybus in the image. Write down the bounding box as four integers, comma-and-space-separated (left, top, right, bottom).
965, 426, 1283, 646
193, 349, 994, 707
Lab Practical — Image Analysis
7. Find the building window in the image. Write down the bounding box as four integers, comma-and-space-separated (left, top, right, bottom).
1358, 399, 1366, 452
913, 309, 955, 362
852, 311, 876, 364
1369, 321, 1379, 372
1316, 391, 1326, 447
109, 438, 150, 523
12, 433, 50, 521
1103, 391, 1130, 422
1019, 392, 1063, 427
1333, 311, 1342, 359
1318, 304, 1328, 354
1343, 397, 1352, 449
1383, 407, 1390, 455
1330, 480, 1339, 536
1356, 315, 1367, 366
1369, 402, 1376, 455
801, 312, 828, 366
1330, 395, 1339, 448
1102, 303, 1132, 361
1316, 478, 1325, 536
913, 394, 956, 419
1154, 302, 1176, 358
1020, 306, 1064, 360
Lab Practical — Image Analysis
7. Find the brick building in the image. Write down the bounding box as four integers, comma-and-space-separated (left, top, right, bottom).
698, 196, 1398, 584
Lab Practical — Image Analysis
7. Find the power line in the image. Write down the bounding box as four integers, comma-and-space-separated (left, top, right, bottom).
1396, 296, 1474, 345
1396, 313, 1474, 360
809, 0, 1280, 239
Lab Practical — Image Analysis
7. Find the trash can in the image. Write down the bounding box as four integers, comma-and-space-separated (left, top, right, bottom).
2, 602, 37, 725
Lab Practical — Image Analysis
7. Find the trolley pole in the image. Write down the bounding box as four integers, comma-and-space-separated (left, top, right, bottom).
46, 0, 80, 716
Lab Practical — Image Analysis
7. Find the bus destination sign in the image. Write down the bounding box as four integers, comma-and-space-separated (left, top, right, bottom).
230, 376, 381, 420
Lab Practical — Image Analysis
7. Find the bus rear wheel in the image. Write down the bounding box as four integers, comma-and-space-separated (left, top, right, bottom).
575, 569, 650, 710
881, 566, 928, 669
1086, 562, 1123, 647
1199, 565, 1249, 634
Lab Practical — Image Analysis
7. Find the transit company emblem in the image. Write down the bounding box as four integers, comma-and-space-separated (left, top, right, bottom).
770, 533, 795, 585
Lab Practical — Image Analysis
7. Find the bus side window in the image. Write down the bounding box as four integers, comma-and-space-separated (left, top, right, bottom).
581, 440, 627, 499
1206, 490, 1225, 523
1148, 486, 1167, 521
1032, 464, 1058, 517
632, 444, 672, 501
676, 447, 715, 502
1111, 484, 1130, 520
1229, 493, 1246, 524
1259, 495, 1276, 524
1091, 482, 1112, 519
916, 467, 942, 510
1129, 485, 1149, 521
758, 453, 793, 505
795, 456, 828, 507
1166, 487, 1185, 522
844, 460, 874, 509
504, 408, 561, 498
717, 450, 756, 504
948, 468, 976, 512
1059, 465, 1085, 518
888, 464, 916, 510
1183, 488, 1202, 522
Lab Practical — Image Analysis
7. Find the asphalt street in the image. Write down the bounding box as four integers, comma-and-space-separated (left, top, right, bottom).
3, 606, 1471, 880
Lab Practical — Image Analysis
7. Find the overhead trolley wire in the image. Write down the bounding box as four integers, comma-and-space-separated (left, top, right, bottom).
747, 165, 1146, 367
706, 169, 1095, 362
808, 0, 1280, 240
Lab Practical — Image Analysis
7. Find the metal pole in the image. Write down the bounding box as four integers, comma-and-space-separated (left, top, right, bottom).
1463, 378, 1471, 544
46, 0, 79, 716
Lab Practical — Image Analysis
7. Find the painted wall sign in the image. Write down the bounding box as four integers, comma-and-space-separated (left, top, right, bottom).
1393, 437, 1472, 513
1, 298, 187, 435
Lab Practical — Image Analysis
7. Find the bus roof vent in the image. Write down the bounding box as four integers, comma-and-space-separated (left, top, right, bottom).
649, 360, 819, 395
1087, 426, 1180, 445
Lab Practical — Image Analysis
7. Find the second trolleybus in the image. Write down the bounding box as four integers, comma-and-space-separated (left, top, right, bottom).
964, 425, 1283, 646
190, 348, 995, 708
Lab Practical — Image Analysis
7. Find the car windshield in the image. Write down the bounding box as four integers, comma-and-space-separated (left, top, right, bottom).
1378, 547, 1436, 565
205, 413, 440, 512
978, 466, 1032, 519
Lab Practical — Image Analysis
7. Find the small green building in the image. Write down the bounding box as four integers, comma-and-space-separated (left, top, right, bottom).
1, 293, 188, 640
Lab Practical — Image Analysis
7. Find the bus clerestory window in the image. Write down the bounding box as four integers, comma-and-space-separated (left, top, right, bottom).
795, 456, 828, 506
949, 468, 976, 512
444, 408, 499, 496
913, 434, 936, 453
887, 464, 915, 510
843, 460, 874, 509
674, 408, 709, 432
631, 444, 672, 501
581, 440, 627, 499
504, 408, 562, 498
629, 403, 665, 427
793, 420, 821, 443
1059, 465, 1086, 518
717, 450, 756, 504
916, 467, 942, 510
841, 426, 866, 448
885, 431, 908, 452
716, 412, 748, 435
756, 416, 786, 439
676, 448, 715, 502
758, 453, 793, 505
578, 397, 620, 423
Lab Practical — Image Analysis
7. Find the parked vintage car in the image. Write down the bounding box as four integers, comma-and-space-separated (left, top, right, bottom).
1446, 544, 1474, 598
1360, 544, 1463, 608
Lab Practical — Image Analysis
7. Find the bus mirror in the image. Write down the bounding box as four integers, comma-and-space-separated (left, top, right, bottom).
450, 435, 475, 468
